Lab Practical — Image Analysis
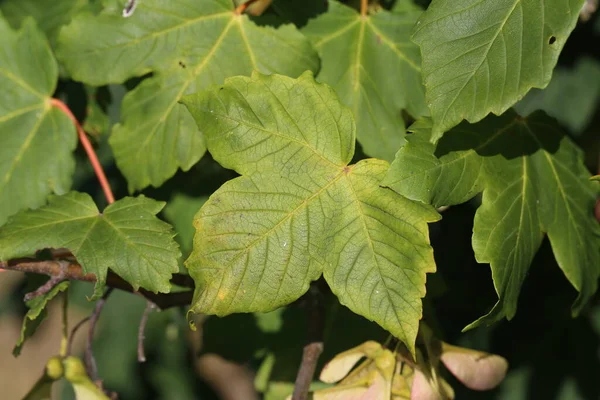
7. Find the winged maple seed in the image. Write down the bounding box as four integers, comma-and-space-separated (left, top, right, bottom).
305, 329, 507, 400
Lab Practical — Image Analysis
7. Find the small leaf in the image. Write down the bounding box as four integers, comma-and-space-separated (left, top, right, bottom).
412, 0, 586, 140
57, 0, 319, 191
182, 72, 439, 352
13, 281, 69, 356
383, 111, 600, 327
303, 1, 427, 161
0, 192, 181, 297
0, 15, 76, 226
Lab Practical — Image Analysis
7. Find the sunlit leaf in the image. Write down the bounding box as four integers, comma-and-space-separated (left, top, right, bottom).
0, 16, 76, 226
57, 0, 319, 191
383, 111, 600, 327
13, 281, 69, 356
0, 192, 181, 297
412, 0, 586, 140
303, 1, 427, 161
182, 72, 439, 351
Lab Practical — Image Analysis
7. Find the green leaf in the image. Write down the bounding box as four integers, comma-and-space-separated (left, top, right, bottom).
162, 193, 208, 257
0, 192, 181, 297
14, 281, 70, 356
412, 0, 586, 140
302, 1, 426, 161
82, 86, 111, 138
0, 0, 88, 46
514, 57, 600, 135
182, 72, 439, 352
57, 0, 320, 191
382, 110, 600, 327
0, 16, 76, 226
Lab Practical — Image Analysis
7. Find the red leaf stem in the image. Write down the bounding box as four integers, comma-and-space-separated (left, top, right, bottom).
50, 98, 115, 205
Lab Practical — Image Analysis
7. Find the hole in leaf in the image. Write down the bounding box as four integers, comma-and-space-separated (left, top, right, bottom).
549, 36, 556, 45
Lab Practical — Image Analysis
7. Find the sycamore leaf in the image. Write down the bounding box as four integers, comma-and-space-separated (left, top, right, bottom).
13, 281, 69, 356
302, 1, 427, 161
182, 72, 439, 352
412, 0, 586, 140
0, 192, 181, 297
382, 111, 600, 327
57, 0, 319, 191
0, 0, 88, 47
0, 16, 76, 226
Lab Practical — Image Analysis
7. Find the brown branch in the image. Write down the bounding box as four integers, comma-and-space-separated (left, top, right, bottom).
50, 98, 115, 205
234, 0, 259, 15
137, 301, 156, 362
86, 288, 113, 382
292, 284, 325, 400
67, 316, 91, 356
292, 343, 324, 400
23, 260, 69, 301
0, 259, 193, 309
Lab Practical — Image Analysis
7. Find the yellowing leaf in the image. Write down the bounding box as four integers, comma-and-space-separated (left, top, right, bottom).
303, 1, 427, 161
182, 72, 439, 352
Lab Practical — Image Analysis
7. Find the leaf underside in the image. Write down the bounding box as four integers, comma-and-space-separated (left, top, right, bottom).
0, 192, 181, 298
57, 0, 320, 191
303, 1, 427, 161
0, 16, 76, 226
383, 111, 600, 328
182, 72, 439, 352
412, 0, 586, 140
